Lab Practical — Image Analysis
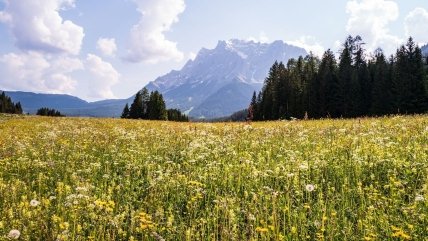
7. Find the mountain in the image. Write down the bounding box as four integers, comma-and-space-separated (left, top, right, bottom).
146, 39, 307, 118
4, 91, 130, 117
4, 40, 307, 118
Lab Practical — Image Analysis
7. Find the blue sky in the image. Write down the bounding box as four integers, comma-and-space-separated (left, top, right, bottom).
0, 0, 427, 101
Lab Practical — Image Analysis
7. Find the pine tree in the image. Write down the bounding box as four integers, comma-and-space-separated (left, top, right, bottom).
318, 50, 338, 118
121, 103, 130, 119
260, 61, 279, 120
394, 37, 428, 114
354, 38, 371, 116
370, 49, 392, 115
141, 88, 150, 119
0, 92, 23, 114
167, 109, 189, 122
148, 91, 167, 120
129, 91, 144, 119
303, 53, 319, 118
249, 91, 257, 120
36, 107, 63, 116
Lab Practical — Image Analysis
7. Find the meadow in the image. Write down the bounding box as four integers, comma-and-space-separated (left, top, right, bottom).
0, 114, 427, 240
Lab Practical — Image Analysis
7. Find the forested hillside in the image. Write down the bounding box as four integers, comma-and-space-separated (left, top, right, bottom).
251, 37, 428, 120
0, 92, 23, 114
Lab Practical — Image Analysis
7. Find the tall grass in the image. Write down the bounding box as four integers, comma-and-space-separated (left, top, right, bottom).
0, 115, 427, 240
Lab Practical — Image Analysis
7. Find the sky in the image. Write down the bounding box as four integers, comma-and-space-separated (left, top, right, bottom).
0, 0, 427, 101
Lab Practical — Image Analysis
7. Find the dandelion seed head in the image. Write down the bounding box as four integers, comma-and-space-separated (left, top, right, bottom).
8, 229, 20, 239
30, 199, 40, 207
305, 184, 315, 192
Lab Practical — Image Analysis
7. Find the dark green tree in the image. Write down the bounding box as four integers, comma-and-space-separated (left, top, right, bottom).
318, 50, 338, 118
0, 92, 23, 114
36, 107, 64, 117
370, 49, 393, 115
129, 91, 144, 119
121, 103, 130, 119
167, 109, 189, 122
394, 37, 428, 114
148, 91, 167, 120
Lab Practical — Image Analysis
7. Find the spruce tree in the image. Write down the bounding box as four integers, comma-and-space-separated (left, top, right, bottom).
0, 92, 23, 114
129, 91, 144, 119
354, 38, 371, 116
370, 49, 392, 115
394, 38, 428, 114
141, 88, 150, 118
148, 91, 167, 120
121, 103, 130, 119
318, 50, 338, 118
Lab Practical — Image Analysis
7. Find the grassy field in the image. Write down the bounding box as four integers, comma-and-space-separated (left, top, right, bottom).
0, 115, 427, 240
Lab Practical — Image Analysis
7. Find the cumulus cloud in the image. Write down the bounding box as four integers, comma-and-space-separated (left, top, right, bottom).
405, 8, 428, 44
0, 52, 121, 100
0, 0, 84, 55
125, 0, 185, 63
0, 52, 83, 93
97, 38, 117, 57
85, 54, 120, 99
286, 36, 325, 57
345, 0, 402, 54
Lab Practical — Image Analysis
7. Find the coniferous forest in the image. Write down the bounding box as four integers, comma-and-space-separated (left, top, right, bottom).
36, 107, 64, 117
0, 92, 23, 114
121, 88, 188, 122
251, 36, 428, 120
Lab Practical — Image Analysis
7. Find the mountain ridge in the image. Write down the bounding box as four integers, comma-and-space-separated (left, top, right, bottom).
146, 39, 307, 118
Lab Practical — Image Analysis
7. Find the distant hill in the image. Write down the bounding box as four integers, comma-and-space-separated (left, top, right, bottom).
4, 91, 130, 117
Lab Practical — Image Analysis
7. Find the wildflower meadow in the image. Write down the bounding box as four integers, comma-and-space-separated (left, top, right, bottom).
0, 114, 427, 240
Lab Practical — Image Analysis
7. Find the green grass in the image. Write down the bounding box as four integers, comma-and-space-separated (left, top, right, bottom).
0, 115, 427, 240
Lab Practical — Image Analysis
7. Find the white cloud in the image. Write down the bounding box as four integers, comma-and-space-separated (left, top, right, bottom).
0, 0, 84, 55
97, 38, 117, 57
0, 52, 83, 93
247, 32, 270, 43
85, 54, 120, 99
286, 36, 325, 57
345, 0, 402, 54
0, 11, 11, 22
125, 0, 185, 63
405, 8, 428, 44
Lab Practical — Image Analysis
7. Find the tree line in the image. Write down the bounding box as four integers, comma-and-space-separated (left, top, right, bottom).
0, 92, 23, 114
36, 107, 64, 117
250, 36, 428, 120
121, 88, 188, 122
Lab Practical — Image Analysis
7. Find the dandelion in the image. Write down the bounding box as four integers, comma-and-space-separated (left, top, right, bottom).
255, 227, 269, 233
291, 226, 297, 234
8, 229, 20, 239
30, 199, 40, 207
305, 184, 315, 192
391, 226, 411, 240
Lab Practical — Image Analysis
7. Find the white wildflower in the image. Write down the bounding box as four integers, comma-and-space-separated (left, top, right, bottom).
30, 199, 40, 207
415, 194, 425, 202
8, 229, 20, 239
305, 184, 315, 192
